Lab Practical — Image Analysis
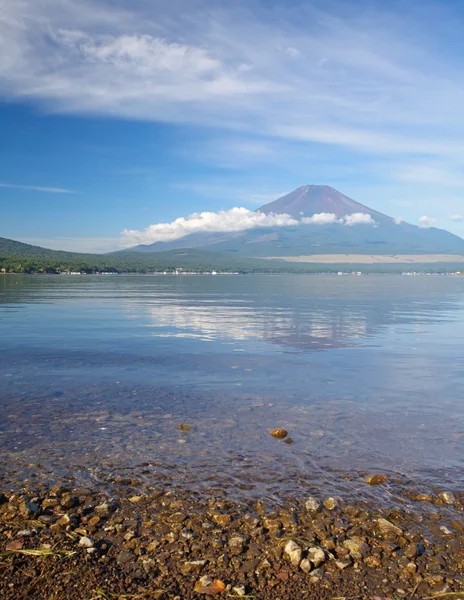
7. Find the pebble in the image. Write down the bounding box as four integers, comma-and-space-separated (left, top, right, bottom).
78, 536, 94, 548
307, 547, 326, 567
193, 576, 226, 595
284, 540, 302, 567
269, 428, 288, 439
323, 497, 338, 510
177, 423, 193, 432
232, 586, 247, 596
365, 474, 389, 485
305, 497, 321, 512
377, 517, 403, 537
440, 492, 456, 504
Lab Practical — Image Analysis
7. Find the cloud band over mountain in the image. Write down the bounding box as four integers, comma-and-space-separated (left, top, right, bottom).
121, 207, 377, 246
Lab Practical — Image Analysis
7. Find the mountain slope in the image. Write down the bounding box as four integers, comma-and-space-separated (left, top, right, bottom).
128, 185, 464, 256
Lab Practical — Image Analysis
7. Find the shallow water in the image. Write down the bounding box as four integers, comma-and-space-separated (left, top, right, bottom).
1, 274, 464, 504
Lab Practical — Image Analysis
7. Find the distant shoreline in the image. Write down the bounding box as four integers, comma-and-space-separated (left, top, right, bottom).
264, 253, 464, 264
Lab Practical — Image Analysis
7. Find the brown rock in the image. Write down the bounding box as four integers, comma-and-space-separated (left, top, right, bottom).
377, 517, 403, 537
365, 474, 389, 485
193, 576, 226, 595
269, 428, 288, 439
177, 423, 193, 432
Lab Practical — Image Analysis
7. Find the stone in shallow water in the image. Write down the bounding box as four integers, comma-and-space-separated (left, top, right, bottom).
365, 474, 389, 485
323, 497, 338, 510
439, 491, 456, 504
305, 497, 321, 512
269, 428, 288, 439
177, 423, 193, 432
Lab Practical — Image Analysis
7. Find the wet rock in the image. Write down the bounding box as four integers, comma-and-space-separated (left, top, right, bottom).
305, 497, 321, 513
128, 496, 144, 503
323, 497, 338, 510
439, 491, 456, 504
284, 540, 302, 567
167, 512, 187, 524
38, 514, 58, 525
95, 502, 111, 515
177, 423, 193, 432
193, 576, 226, 595
365, 474, 389, 486
60, 494, 78, 509
42, 498, 60, 509
440, 525, 453, 535
377, 517, 403, 537
404, 542, 424, 559
78, 536, 94, 548
228, 535, 246, 553
211, 513, 231, 527
307, 546, 326, 567
269, 428, 288, 439
343, 538, 368, 560
20, 501, 40, 517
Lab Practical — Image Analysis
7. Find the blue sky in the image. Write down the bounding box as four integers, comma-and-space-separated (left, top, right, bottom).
1, 0, 464, 252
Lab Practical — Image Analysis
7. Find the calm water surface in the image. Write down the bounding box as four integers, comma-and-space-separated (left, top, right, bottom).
1, 274, 464, 504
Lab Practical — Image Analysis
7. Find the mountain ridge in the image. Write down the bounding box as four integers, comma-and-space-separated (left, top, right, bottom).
130, 185, 464, 255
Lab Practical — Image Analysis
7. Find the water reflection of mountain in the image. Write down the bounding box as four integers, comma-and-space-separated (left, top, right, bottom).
136, 300, 368, 351
121, 276, 462, 352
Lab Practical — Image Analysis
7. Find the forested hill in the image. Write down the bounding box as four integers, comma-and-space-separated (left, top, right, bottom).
0, 237, 289, 274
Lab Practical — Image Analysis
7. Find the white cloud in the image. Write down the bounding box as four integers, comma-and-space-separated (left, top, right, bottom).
121, 208, 379, 246
450, 214, 464, 222
418, 215, 437, 228
344, 213, 376, 226
301, 213, 341, 225
0, 182, 74, 194
394, 216, 404, 225
121, 207, 298, 246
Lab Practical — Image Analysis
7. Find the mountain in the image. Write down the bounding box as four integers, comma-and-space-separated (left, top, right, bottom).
129, 185, 464, 256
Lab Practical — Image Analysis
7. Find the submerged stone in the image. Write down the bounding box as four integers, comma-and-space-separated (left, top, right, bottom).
269, 428, 288, 439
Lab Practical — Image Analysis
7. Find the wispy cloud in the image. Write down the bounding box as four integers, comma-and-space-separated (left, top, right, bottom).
418, 216, 437, 228
450, 214, 464, 222
0, 182, 75, 194
2, 0, 464, 162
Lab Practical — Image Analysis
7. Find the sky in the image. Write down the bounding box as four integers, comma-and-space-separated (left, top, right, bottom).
1, 0, 464, 252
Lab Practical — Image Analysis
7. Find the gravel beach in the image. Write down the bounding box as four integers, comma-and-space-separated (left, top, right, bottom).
2, 480, 464, 600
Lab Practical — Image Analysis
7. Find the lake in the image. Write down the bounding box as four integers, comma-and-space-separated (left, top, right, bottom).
1, 274, 463, 506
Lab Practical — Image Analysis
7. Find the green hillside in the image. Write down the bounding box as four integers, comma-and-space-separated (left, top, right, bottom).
0, 237, 291, 274
1, 237, 463, 275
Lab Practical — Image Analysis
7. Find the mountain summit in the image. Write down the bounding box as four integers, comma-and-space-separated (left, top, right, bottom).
257, 185, 388, 220
129, 185, 464, 256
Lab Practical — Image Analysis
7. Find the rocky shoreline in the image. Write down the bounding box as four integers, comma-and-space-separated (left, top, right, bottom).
1, 481, 464, 600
